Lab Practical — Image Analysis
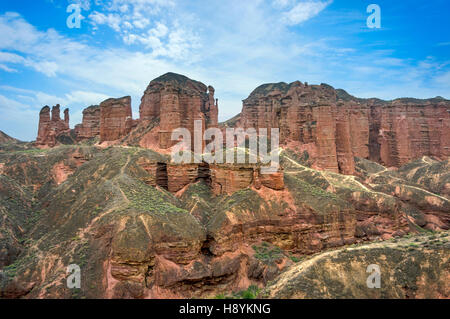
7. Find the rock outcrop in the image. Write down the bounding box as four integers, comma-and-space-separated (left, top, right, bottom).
138, 160, 285, 195
36, 105, 70, 147
239, 81, 450, 174
74, 105, 101, 141
139, 73, 218, 149
210, 164, 284, 195
368, 98, 450, 166
100, 97, 134, 143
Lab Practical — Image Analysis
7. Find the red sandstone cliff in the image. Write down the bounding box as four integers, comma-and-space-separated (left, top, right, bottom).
74, 105, 101, 141
34, 74, 449, 176
36, 105, 70, 147
139, 72, 218, 149
368, 98, 450, 166
239, 81, 450, 174
100, 96, 134, 143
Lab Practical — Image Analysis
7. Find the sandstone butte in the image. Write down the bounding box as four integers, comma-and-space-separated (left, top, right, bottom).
36, 72, 450, 177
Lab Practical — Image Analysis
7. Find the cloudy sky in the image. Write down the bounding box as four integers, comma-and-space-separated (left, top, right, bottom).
0, 0, 449, 141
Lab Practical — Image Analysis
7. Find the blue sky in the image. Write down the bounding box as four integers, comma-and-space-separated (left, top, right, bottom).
0, 0, 449, 141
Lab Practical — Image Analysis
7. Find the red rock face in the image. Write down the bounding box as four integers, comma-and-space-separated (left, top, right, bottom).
210, 165, 255, 195
100, 96, 133, 142
36, 105, 70, 147
369, 100, 450, 167
74, 105, 101, 141
240, 82, 356, 174
137, 159, 285, 195
240, 82, 450, 173
167, 164, 199, 193
33, 74, 449, 176
139, 73, 218, 149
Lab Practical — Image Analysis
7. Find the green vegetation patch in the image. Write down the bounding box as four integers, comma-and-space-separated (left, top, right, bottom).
285, 174, 351, 215
215, 285, 261, 299
252, 242, 284, 265
119, 176, 187, 215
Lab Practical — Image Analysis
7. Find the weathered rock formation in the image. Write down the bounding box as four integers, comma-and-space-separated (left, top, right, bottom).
36, 105, 70, 147
240, 81, 450, 174
32, 74, 449, 177
100, 96, 134, 143
210, 164, 284, 195
139, 73, 219, 149
368, 98, 450, 166
138, 159, 285, 195
74, 105, 101, 141
13, 73, 450, 300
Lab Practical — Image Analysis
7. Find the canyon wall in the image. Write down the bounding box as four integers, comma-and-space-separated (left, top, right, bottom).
240, 81, 450, 174
240, 82, 364, 174
368, 99, 450, 166
137, 159, 285, 195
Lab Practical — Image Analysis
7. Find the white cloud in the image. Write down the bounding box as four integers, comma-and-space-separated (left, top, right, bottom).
69, 0, 91, 11
89, 12, 122, 32
435, 71, 450, 86
0, 64, 18, 72
272, 0, 294, 9
132, 17, 150, 29
282, 0, 333, 25
0, 51, 26, 63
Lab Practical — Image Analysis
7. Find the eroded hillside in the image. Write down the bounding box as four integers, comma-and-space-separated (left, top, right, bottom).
0, 142, 448, 299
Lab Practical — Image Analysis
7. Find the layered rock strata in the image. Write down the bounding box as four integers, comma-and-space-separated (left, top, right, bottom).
240, 81, 450, 174
139, 73, 219, 149
368, 99, 450, 166
137, 159, 285, 195
74, 105, 101, 141
36, 105, 70, 147
100, 96, 134, 142
33, 74, 449, 177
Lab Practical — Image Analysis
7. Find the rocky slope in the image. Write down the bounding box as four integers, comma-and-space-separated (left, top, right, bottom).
0, 142, 448, 299
266, 231, 450, 299
0, 131, 18, 144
